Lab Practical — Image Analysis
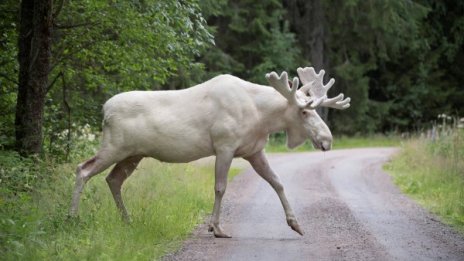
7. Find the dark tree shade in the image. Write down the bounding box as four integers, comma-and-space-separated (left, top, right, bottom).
15, 0, 52, 155
285, 0, 329, 121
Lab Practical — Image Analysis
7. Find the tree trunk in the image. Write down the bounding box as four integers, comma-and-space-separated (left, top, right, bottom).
284, 0, 328, 122
15, 0, 52, 155
309, 0, 328, 122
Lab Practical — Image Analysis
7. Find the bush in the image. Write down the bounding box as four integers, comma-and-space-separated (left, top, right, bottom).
0, 150, 44, 258
0, 151, 37, 194
0, 126, 100, 259
0, 126, 239, 260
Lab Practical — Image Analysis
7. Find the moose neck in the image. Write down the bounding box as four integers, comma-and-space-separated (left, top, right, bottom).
252, 86, 293, 135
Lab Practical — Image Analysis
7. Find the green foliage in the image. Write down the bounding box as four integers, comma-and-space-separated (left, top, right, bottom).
0, 151, 37, 195
265, 133, 402, 152
266, 132, 316, 152
0, 0, 19, 148
3, 0, 463, 257
0, 151, 47, 258
326, 0, 431, 133
386, 129, 464, 231
200, 0, 303, 84
2, 0, 464, 153
43, 123, 100, 162
52, 0, 212, 89
331, 61, 373, 133
328, 0, 463, 133
333, 134, 402, 149
0, 140, 242, 260
47, 0, 213, 128
0, 0, 214, 150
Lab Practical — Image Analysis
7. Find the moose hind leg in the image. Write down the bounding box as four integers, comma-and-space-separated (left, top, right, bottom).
105, 156, 143, 222
209, 151, 233, 238
70, 155, 115, 217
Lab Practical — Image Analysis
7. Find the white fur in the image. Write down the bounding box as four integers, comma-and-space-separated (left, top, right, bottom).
99, 74, 331, 162
69, 69, 348, 238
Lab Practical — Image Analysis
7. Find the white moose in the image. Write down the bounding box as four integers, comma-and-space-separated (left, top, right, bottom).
69, 67, 350, 238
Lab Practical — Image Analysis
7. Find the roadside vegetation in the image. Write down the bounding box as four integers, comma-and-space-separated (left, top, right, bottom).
1, 128, 462, 259
266, 133, 402, 152
1, 1, 463, 258
385, 127, 464, 232
0, 132, 241, 260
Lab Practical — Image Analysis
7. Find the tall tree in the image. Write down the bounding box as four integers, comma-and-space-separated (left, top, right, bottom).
44, 0, 213, 135
285, 0, 329, 121
200, 0, 302, 84
285, 0, 429, 133
15, 0, 52, 155
2, 0, 213, 155
328, 0, 429, 133
413, 0, 464, 121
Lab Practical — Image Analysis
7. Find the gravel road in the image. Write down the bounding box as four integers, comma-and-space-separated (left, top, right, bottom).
164, 148, 464, 261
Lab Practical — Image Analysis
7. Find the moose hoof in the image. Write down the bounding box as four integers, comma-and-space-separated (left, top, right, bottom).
287, 219, 304, 236
208, 224, 232, 238
121, 214, 133, 224
66, 213, 79, 222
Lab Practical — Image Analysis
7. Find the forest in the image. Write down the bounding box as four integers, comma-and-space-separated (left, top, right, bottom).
0, 0, 463, 157
1, 0, 464, 260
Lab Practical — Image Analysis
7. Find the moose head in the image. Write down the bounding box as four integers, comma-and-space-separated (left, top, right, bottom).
266, 67, 351, 151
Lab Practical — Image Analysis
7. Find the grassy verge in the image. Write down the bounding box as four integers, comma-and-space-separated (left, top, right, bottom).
0, 150, 241, 260
334, 135, 402, 149
266, 133, 402, 152
385, 130, 464, 232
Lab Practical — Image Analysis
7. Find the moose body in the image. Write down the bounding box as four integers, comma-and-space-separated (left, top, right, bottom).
102, 75, 280, 163
69, 67, 350, 238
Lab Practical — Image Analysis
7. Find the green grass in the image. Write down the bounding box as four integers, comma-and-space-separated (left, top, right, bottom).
385, 130, 464, 232
265, 134, 402, 152
334, 135, 402, 149
265, 139, 314, 153
0, 151, 241, 260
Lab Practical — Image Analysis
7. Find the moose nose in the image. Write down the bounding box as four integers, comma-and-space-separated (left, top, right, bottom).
321, 141, 331, 151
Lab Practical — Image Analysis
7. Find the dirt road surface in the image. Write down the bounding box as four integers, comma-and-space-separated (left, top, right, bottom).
164, 148, 464, 261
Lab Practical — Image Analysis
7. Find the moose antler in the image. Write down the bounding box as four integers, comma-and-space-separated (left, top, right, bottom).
297, 67, 350, 110
265, 71, 307, 107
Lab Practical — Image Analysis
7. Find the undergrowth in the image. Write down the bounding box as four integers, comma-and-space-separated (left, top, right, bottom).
385, 129, 464, 232
0, 136, 241, 260
266, 133, 402, 152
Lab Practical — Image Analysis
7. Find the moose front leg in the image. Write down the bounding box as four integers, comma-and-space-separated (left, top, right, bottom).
209, 151, 234, 238
245, 150, 304, 236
